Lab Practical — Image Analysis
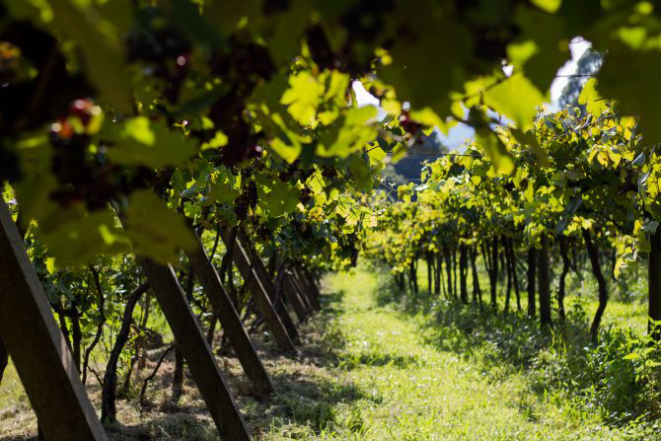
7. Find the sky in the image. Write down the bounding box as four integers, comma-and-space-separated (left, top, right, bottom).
353, 38, 593, 151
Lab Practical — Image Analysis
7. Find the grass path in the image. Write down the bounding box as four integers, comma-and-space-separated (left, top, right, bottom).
288, 267, 641, 440
0, 266, 652, 440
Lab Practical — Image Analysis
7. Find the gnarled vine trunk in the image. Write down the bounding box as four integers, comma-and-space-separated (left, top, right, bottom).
490, 238, 499, 307
582, 229, 608, 341
508, 238, 521, 311
459, 244, 468, 304
557, 236, 571, 322
538, 234, 552, 328
649, 228, 661, 340
426, 249, 433, 294
527, 248, 537, 317
435, 247, 442, 295
504, 237, 512, 312
101, 283, 149, 424
446, 248, 453, 298
470, 246, 482, 305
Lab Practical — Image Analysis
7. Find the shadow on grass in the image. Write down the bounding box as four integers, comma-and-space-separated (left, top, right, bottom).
373, 271, 658, 428
103, 286, 375, 439
0, 287, 371, 441
242, 286, 383, 434
338, 351, 422, 370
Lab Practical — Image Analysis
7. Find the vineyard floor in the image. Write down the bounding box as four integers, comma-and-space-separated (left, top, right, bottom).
0, 266, 655, 440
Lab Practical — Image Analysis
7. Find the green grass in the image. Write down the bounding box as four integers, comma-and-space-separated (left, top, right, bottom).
262, 266, 652, 440
0, 361, 27, 412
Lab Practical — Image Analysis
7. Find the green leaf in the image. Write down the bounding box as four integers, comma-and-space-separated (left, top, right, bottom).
524, 181, 534, 203
469, 108, 515, 174
281, 71, 325, 126
317, 106, 378, 158
124, 190, 196, 263
367, 145, 387, 165
205, 167, 240, 205
557, 196, 582, 234
47, 0, 133, 111
511, 9, 568, 92
380, 11, 472, 117
205, 0, 262, 39
530, 0, 562, 13
390, 143, 407, 164
641, 220, 659, 234
45, 257, 56, 274
263, 0, 313, 66
201, 131, 228, 150
510, 128, 550, 166
39, 208, 130, 266
599, 43, 661, 143
347, 154, 373, 191
409, 107, 456, 134
578, 78, 608, 116
162, 0, 224, 48
256, 175, 300, 217
268, 113, 303, 163
106, 117, 198, 168
325, 71, 351, 106
484, 73, 546, 131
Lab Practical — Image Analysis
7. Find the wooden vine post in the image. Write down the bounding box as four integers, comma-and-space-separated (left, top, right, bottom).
220, 229, 298, 354
301, 268, 322, 305
293, 268, 321, 311
0, 198, 108, 441
282, 273, 311, 322
138, 258, 253, 441
236, 230, 301, 343
286, 271, 315, 316
185, 233, 276, 393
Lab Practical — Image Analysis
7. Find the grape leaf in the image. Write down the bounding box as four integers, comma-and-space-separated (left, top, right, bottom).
511, 8, 568, 93
47, 0, 133, 111
124, 190, 196, 263
317, 106, 378, 158
256, 175, 301, 217
281, 71, 325, 126
578, 78, 608, 116
484, 73, 545, 131
598, 42, 661, 143
39, 207, 130, 266
380, 9, 472, 118
106, 117, 198, 168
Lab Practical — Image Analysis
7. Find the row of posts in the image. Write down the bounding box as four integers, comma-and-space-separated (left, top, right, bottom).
0, 198, 322, 441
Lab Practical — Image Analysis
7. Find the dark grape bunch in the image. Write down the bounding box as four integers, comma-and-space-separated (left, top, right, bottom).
305, 0, 394, 77
205, 37, 274, 167
233, 180, 258, 221
398, 110, 425, 144
277, 160, 301, 183
321, 166, 338, 180
49, 99, 158, 210
255, 224, 274, 241
49, 99, 115, 209
300, 187, 313, 205
290, 219, 314, 241
126, 14, 192, 104
338, 232, 359, 268
0, 141, 20, 182
0, 18, 92, 135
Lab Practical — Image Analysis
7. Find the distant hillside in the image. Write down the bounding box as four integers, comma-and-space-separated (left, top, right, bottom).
383, 130, 449, 186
